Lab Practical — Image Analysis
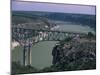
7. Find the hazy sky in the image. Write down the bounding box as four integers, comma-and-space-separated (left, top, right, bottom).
12, 1, 96, 15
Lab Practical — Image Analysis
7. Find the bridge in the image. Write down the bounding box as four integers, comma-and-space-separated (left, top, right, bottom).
12, 25, 86, 66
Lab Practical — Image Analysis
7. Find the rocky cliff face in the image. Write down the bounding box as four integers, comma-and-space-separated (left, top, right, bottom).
52, 37, 96, 71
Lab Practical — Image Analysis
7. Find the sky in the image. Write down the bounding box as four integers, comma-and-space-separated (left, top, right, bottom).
12, 1, 96, 15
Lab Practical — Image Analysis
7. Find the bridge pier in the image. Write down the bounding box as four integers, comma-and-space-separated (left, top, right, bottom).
23, 45, 27, 66
27, 40, 31, 65
23, 43, 32, 66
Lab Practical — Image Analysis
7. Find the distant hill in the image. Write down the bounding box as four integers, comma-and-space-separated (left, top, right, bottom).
12, 11, 96, 30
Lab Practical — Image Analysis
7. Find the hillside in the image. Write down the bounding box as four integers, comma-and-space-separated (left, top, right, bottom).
12, 11, 96, 30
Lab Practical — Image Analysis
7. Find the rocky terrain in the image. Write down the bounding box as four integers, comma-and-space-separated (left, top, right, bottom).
50, 36, 96, 71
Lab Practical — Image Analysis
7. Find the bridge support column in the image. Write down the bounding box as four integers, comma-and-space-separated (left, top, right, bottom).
27, 44, 31, 65
23, 45, 31, 66
23, 45, 27, 66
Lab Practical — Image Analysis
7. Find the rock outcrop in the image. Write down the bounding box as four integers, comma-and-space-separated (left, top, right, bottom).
52, 37, 96, 70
